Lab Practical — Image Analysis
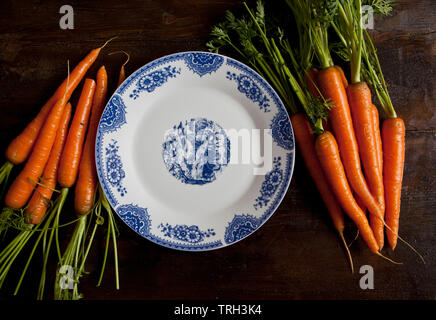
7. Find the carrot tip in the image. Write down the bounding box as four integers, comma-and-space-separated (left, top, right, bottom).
107, 50, 130, 67
100, 36, 119, 50
375, 251, 403, 265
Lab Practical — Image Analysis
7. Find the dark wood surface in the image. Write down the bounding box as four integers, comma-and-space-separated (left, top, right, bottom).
0, 0, 435, 300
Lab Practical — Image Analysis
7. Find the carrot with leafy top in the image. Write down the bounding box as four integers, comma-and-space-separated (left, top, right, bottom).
24, 103, 72, 225
317, 68, 384, 230
292, 114, 352, 267
346, 82, 385, 248
72, 65, 120, 293
208, 1, 354, 271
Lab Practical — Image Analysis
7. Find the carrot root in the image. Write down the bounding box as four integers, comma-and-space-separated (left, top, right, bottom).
339, 231, 354, 274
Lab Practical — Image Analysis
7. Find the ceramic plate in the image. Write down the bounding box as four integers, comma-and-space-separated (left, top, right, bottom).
95, 51, 295, 251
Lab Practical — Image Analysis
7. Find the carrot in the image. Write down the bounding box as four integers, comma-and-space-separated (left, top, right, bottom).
51, 78, 95, 258
4, 69, 71, 210
53, 78, 96, 300
58, 79, 96, 188
4, 41, 110, 166
383, 118, 405, 250
317, 67, 384, 234
24, 103, 72, 225
347, 82, 385, 248
315, 131, 379, 253
71, 65, 120, 292
0, 38, 115, 196
373, 103, 385, 245
292, 114, 344, 232
292, 114, 354, 272
372, 104, 383, 176
75, 67, 108, 215
108, 50, 130, 87
355, 193, 367, 214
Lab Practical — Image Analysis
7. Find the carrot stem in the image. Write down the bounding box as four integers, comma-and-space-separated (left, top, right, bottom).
0, 161, 14, 198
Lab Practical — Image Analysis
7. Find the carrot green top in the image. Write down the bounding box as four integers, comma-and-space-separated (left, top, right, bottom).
207, 1, 332, 134
332, 0, 398, 118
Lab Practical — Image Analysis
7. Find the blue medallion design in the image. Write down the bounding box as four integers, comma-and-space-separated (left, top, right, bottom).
117, 204, 151, 236
99, 94, 127, 134
130, 65, 181, 99
183, 52, 224, 77
254, 157, 283, 210
226, 71, 270, 112
224, 214, 261, 244
158, 223, 216, 244
162, 117, 231, 185
105, 140, 127, 197
270, 111, 294, 150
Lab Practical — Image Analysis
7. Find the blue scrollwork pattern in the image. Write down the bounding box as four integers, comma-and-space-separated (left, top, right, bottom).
224, 214, 261, 245
117, 204, 151, 236
183, 52, 224, 77
270, 110, 294, 150
99, 94, 127, 134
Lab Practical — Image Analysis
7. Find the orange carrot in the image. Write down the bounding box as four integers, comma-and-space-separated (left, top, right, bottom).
372, 104, 383, 175
58, 79, 96, 188
24, 103, 72, 224
315, 131, 379, 253
383, 117, 406, 250
5, 44, 108, 166
109, 50, 130, 87
355, 193, 367, 214
75, 67, 108, 215
4, 75, 71, 210
347, 82, 385, 249
317, 67, 384, 236
292, 114, 344, 232
372, 103, 384, 247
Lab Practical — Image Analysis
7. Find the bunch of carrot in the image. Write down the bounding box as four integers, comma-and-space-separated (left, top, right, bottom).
208, 0, 423, 269
0, 38, 126, 299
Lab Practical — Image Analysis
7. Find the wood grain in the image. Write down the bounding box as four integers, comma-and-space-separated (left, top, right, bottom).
0, 0, 434, 300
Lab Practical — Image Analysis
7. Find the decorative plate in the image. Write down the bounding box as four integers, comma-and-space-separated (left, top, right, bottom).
96, 51, 295, 251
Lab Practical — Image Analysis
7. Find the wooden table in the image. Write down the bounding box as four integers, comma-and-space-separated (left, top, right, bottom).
0, 0, 434, 300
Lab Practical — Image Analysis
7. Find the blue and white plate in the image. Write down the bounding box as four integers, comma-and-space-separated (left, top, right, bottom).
96, 51, 295, 251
